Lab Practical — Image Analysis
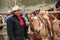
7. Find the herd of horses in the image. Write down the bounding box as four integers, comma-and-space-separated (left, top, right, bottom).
25, 7, 60, 40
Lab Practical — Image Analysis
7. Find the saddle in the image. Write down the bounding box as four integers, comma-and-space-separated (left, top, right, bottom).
48, 14, 56, 37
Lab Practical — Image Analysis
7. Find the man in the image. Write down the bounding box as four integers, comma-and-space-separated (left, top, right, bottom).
7, 5, 28, 40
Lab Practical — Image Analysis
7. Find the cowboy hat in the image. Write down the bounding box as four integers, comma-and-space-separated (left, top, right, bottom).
11, 5, 23, 12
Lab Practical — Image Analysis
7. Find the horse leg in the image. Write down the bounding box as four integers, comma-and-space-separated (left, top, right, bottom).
28, 34, 37, 40
48, 32, 58, 40
53, 32, 58, 40
48, 33, 54, 40
48, 34, 53, 40
28, 34, 34, 40
40, 37, 44, 40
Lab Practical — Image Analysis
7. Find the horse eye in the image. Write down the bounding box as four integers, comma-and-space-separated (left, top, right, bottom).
31, 20, 33, 22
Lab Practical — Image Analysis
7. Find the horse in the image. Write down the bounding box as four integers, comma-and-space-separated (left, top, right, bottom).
28, 11, 47, 40
39, 11, 59, 40
27, 10, 59, 40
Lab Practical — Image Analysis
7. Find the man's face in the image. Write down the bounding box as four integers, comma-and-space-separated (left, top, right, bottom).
14, 10, 21, 16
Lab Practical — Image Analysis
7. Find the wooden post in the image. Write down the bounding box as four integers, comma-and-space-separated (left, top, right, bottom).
48, 11, 60, 14
14, 0, 17, 5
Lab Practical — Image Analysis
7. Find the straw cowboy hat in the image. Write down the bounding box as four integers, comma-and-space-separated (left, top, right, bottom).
11, 5, 23, 13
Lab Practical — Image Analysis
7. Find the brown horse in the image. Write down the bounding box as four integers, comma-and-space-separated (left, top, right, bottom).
39, 11, 59, 40
47, 7, 60, 40
28, 12, 47, 40
28, 11, 59, 40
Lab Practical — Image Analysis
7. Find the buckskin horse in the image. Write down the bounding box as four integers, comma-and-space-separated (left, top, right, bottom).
28, 11, 47, 40
28, 11, 59, 40
40, 11, 59, 40
47, 7, 60, 40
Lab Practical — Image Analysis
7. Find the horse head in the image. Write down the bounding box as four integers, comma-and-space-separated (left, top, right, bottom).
30, 12, 44, 34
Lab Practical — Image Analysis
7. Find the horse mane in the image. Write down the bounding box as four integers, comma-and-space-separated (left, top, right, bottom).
47, 8, 54, 11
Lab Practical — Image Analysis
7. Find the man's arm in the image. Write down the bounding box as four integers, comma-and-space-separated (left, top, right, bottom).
7, 18, 15, 40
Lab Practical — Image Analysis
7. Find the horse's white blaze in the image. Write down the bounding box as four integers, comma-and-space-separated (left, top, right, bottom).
32, 16, 37, 19
39, 22, 43, 30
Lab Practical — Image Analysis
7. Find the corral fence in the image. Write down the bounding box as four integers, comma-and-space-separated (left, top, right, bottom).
0, 11, 60, 40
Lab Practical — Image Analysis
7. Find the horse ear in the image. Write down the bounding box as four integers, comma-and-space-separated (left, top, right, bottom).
38, 9, 40, 13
